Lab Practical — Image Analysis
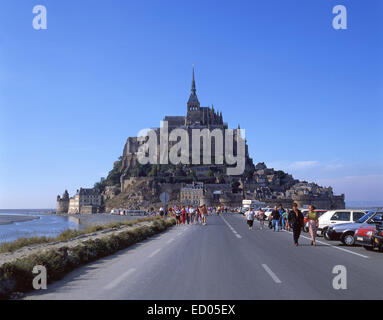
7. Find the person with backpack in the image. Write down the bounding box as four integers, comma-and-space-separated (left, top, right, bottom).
271, 206, 280, 232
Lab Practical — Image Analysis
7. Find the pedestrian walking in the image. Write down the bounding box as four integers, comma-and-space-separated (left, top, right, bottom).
271, 206, 281, 231
181, 206, 186, 224
258, 208, 266, 230
278, 204, 287, 230
307, 205, 319, 246
175, 207, 181, 226
201, 204, 207, 225
245, 208, 255, 230
287, 203, 304, 246
186, 206, 191, 225
190, 207, 195, 224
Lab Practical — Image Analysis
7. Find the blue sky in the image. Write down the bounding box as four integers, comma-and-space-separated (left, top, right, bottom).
0, 0, 382, 208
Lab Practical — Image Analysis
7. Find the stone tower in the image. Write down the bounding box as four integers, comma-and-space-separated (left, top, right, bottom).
56, 190, 69, 213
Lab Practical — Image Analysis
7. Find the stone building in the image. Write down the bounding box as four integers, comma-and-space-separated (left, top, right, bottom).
56, 190, 69, 213
57, 188, 102, 214
179, 182, 244, 208
180, 182, 204, 206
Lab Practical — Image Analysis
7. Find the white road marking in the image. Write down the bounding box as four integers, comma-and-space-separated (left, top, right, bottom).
221, 216, 242, 239
166, 238, 175, 244
104, 268, 136, 290
281, 229, 369, 259
148, 248, 162, 258
262, 264, 282, 284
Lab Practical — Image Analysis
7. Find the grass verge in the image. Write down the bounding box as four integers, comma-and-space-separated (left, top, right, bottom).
0, 218, 175, 299
0, 216, 162, 254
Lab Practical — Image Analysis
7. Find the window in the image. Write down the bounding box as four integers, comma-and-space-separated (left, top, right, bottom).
371, 213, 383, 223
352, 212, 365, 222
358, 211, 375, 223
331, 211, 351, 221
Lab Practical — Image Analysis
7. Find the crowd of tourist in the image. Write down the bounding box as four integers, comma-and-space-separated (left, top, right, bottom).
156, 205, 231, 226
245, 203, 319, 246
154, 202, 319, 247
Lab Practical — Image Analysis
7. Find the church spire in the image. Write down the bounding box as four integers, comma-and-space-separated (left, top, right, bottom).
191, 66, 196, 95
187, 65, 200, 108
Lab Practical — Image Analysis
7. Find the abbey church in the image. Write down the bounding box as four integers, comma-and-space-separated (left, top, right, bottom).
166, 68, 224, 128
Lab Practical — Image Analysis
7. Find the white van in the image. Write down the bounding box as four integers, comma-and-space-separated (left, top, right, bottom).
317, 210, 366, 236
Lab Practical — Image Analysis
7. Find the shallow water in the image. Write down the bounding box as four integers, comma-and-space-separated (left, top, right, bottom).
0, 209, 79, 243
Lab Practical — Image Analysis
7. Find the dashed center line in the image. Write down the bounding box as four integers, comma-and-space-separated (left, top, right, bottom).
221, 216, 242, 238
148, 248, 162, 258
262, 264, 282, 284
166, 238, 175, 244
104, 268, 136, 290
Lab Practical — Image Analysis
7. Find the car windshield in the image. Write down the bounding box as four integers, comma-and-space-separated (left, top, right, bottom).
357, 211, 374, 223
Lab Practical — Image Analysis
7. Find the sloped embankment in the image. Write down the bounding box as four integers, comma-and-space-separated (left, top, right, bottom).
0, 218, 175, 299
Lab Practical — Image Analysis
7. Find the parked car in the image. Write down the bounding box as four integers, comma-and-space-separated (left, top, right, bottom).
372, 223, 383, 252
325, 210, 383, 245
354, 225, 376, 250
240, 207, 248, 215
317, 209, 367, 237
302, 210, 327, 232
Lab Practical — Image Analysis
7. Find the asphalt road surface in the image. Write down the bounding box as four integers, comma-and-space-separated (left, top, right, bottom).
25, 213, 383, 300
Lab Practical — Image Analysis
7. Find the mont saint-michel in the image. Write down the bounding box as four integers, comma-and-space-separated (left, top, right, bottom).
57, 69, 345, 214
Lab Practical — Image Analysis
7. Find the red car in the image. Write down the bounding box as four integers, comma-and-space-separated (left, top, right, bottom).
372, 223, 383, 252
303, 210, 327, 233
354, 225, 376, 250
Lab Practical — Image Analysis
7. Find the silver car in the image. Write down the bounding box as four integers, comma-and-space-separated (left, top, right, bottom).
325, 210, 383, 246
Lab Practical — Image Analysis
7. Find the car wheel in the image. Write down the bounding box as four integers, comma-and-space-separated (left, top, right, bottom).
323, 228, 329, 239
363, 246, 374, 251
342, 233, 355, 246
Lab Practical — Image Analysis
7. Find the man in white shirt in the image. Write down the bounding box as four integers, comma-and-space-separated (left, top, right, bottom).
245, 208, 255, 230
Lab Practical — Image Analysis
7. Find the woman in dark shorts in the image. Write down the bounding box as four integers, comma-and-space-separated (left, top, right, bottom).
245, 208, 255, 230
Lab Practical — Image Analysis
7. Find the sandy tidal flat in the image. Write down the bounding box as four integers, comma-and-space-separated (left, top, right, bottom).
0, 215, 40, 225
